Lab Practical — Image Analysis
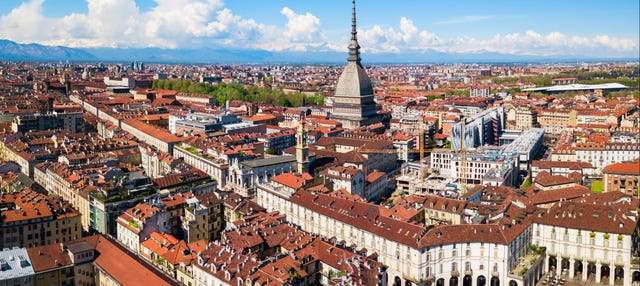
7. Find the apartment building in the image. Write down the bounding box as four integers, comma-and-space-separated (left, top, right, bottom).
430, 149, 519, 187
319, 165, 365, 198
573, 142, 640, 172
538, 109, 577, 136
0, 189, 81, 248
515, 108, 538, 131
0, 247, 34, 286
256, 185, 536, 286
532, 199, 637, 285
121, 119, 184, 155
602, 161, 640, 194
115, 203, 170, 254
11, 112, 84, 133
182, 192, 224, 243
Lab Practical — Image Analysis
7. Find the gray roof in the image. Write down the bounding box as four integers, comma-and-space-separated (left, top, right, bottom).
522, 83, 629, 92
0, 247, 34, 280
65, 241, 95, 254
240, 155, 296, 168
335, 61, 374, 98
334, 0, 374, 99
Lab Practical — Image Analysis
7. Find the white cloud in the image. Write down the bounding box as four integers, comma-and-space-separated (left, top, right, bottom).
0, 0, 323, 51
0, 0, 51, 41
356, 18, 638, 57
0, 1, 637, 58
356, 17, 442, 53
281, 7, 321, 43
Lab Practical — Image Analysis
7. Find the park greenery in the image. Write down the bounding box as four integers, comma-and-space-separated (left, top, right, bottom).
591, 180, 603, 193
443, 89, 470, 97
493, 67, 639, 88
151, 79, 325, 107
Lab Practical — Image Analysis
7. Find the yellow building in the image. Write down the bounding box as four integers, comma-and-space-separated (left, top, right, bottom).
182, 192, 224, 243
538, 109, 577, 135
27, 244, 74, 286
0, 189, 82, 248
421, 194, 466, 225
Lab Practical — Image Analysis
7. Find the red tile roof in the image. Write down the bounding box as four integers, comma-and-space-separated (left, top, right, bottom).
122, 118, 184, 144
26, 244, 73, 272
153, 169, 209, 189
533, 200, 638, 234
271, 173, 308, 190
602, 161, 640, 175
70, 235, 179, 285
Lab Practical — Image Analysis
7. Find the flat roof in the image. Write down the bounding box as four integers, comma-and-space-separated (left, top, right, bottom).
241, 155, 296, 168
523, 83, 629, 92
502, 128, 544, 154
0, 248, 34, 280
65, 240, 95, 254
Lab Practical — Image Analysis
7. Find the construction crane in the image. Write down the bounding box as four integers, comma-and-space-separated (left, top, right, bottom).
459, 118, 468, 194
357, 120, 431, 183
359, 117, 470, 195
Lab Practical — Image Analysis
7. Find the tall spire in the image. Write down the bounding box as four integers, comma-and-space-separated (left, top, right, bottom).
347, 0, 361, 63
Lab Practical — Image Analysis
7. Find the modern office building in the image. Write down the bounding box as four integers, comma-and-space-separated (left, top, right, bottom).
451, 107, 505, 150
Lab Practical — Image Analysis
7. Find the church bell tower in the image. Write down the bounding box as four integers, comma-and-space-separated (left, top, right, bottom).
295, 117, 309, 174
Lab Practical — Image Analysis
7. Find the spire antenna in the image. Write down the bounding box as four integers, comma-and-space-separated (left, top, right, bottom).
347, 0, 361, 63
351, 0, 357, 38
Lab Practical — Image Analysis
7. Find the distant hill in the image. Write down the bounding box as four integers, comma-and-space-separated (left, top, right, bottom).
0, 39, 635, 64
83, 47, 277, 64
0, 39, 96, 61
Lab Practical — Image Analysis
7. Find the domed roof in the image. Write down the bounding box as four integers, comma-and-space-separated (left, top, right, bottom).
334, 0, 373, 99
335, 62, 373, 98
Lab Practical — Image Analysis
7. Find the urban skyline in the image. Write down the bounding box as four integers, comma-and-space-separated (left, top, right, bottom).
0, 1, 639, 286
0, 0, 638, 59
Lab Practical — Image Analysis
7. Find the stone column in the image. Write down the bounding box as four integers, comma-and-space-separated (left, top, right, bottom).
595, 263, 602, 284
609, 267, 615, 286
544, 256, 550, 273
582, 264, 588, 281
569, 258, 575, 278
624, 267, 631, 286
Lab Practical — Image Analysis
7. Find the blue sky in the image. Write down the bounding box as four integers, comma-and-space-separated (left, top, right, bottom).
0, 0, 638, 57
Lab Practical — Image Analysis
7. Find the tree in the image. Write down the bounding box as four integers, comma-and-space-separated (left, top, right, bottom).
150, 79, 324, 107
279, 97, 292, 107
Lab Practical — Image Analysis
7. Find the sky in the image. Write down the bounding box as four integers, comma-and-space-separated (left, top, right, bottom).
0, 0, 638, 58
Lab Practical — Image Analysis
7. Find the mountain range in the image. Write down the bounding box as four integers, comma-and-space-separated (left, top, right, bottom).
0, 39, 634, 64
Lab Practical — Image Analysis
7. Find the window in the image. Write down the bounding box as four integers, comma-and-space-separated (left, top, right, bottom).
465, 262, 471, 271
452, 262, 458, 272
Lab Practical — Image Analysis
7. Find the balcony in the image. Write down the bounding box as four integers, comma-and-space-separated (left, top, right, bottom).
510, 246, 545, 278
631, 257, 640, 270
464, 270, 473, 276
424, 275, 435, 281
